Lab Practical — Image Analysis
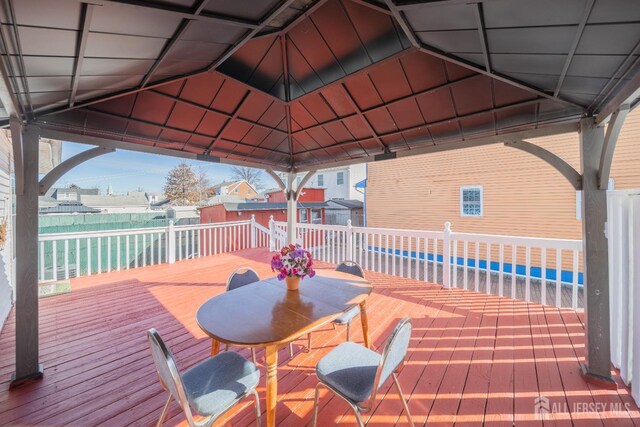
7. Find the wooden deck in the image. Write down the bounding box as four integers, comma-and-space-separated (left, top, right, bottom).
0, 248, 638, 426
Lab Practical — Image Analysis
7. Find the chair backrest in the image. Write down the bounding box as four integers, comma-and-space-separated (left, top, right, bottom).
335, 261, 365, 278
226, 267, 260, 291
147, 329, 194, 421
370, 318, 412, 404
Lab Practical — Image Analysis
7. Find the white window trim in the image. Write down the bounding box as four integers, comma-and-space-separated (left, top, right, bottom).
460, 185, 483, 217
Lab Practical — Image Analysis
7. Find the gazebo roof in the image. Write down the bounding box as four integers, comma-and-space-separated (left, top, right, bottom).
1, 0, 639, 171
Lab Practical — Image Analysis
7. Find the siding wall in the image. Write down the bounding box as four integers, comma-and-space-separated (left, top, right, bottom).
366, 108, 640, 269
0, 132, 14, 331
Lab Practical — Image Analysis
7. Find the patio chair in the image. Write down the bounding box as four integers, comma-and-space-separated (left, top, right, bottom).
333, 261, 364, 341
311, 318, 414, 427
147, 328, 261, 427
225, 267, 260, 364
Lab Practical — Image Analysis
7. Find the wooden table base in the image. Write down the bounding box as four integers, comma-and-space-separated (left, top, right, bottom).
265, 345, 278, 427
360, 300, 370, 348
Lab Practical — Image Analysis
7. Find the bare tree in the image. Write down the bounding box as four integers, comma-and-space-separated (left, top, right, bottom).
230, 166, 264, 189
163, 162, 199, 205
195, 166, 213, 200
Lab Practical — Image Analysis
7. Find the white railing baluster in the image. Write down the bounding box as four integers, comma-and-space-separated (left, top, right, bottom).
378, 233, 383, 273
452, 239, 458, 287
87, 238, 92, 275
107, 236, 112, 272
142, 234, 146, 267
415, 235, 420, 279
98, 237, 102, 273
423, 237, 429, 282
64, 239, 69, 280
125, 235, 130, 270
498, 244, 504, 296
407, 236, 412, 278
391, 235, 396, 276
486, 243, 491, 294
511, 245, 517, 299
398, 236, 403, 278
52, 240, 57, 281
463, 240, 468, 289
555, 249, 562, 307
385, 234, 390, 274
525, 246, 531, 302
541, 248, 547, 305
134, 235, 139, 268
572, 249, 579, 310
474, 242, 480, 292
76, 239, 80, 278
116, 236, 122, 271
433, 238, 439, 284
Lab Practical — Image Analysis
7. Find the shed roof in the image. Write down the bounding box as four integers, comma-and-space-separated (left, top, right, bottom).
220, 201, 328, 211
2, 0, 639, 172
327, 199, 364, 209
80, 192, 150, 208
39, 202, 101, 214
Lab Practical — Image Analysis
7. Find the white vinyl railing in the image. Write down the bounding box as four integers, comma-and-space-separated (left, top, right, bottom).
271, 219, 584, 310
607, 189, 640, 406
38, 216, 270, 283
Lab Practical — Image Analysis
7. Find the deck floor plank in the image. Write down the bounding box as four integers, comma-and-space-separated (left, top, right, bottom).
0, 248, 637, 427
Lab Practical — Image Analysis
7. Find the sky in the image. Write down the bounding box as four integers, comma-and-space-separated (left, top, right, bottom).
57, 141, 277, 195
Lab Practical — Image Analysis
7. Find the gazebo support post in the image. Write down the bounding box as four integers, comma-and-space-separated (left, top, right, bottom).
10, 123, 43, 388
579, 116, 616, 388
286, 172, 297, 245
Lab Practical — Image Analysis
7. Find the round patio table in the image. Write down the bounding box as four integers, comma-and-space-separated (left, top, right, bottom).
196, 269, 373, 427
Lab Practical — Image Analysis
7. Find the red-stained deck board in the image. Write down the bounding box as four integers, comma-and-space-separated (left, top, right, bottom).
0, 248, 638, 427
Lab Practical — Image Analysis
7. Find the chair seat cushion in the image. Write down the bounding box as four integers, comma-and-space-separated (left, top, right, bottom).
333, 306, 360, 325
316, 341, 381, 403
182, 351, 260, 417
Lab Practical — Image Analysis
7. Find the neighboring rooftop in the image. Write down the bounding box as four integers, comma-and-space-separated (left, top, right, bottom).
81, 192, 150, 209
326, 199, 364, 209
39, 202, 101, 215
220, 202, 328, 211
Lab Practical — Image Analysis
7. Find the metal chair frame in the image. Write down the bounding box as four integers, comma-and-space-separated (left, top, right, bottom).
224, 267, 260, 364
333, 260, 365, 342
311, 318, 414, 427
148, 329, 261, 427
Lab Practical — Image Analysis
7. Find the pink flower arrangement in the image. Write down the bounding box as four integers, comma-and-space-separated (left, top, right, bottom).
271, 244, 316, 281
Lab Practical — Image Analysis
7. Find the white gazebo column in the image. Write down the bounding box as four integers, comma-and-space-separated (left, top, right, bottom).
286, 172, 297, 245
11, 123, 43, 387
579, 116, 616, 388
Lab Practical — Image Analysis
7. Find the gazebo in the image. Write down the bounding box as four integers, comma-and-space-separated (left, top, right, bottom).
2, 0, 639, 415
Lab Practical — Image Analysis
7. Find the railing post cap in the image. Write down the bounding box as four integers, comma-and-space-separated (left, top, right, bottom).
169, 220, 174, 226
444, 221, 452, 232
347, 219, 352, 227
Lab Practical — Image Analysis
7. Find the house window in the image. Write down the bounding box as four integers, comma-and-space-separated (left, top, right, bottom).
311, 209, 322, 224
299, 209, 308, 223
317, 174, 324, 186
460, 186, 483, 217
337, 172, 344, 185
